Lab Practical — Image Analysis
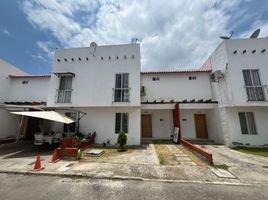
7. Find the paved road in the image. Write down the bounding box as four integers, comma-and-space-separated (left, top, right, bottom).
0, 173, 267, 200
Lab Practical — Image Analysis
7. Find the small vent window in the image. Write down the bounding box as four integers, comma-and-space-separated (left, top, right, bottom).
22, 80, 29, 84
188, 76, 196, 80
152, 77, 160, 81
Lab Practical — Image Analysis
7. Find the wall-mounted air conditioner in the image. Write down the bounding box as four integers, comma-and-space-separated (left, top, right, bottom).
210, 70, 224, 82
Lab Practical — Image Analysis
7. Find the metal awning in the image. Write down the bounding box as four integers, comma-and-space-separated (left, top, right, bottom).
53, 72, 75, 77
11, 111, 75, 124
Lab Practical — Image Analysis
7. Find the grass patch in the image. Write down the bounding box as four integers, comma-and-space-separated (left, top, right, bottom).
214, 164, 230, 170
232, 147, 268, 157
153, 143, 179, 165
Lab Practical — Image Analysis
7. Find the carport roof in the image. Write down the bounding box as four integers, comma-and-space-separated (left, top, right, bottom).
11, 111, 74, 124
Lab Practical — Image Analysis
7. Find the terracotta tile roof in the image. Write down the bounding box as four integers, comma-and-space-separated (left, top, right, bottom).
141, 66, 211, 74
141, 59, 213, 74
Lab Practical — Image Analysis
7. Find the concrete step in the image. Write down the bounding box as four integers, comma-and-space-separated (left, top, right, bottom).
0, 137, 16, 145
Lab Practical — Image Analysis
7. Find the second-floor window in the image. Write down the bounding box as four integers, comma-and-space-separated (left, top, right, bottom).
114, 73, 129, 102
57, 75, 73, 103
242, 69, 265, 101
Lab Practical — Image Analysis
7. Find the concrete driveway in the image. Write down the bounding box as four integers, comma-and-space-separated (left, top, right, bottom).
0, 141, 250, 184
202, 145, 268, 184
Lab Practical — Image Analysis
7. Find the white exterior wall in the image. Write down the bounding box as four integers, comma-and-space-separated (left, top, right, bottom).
0, 109, 19, 139
226, 107, 268, 146
0, 60, 27, 103
52, 107, 140, 145
225, 38, 268, 106
141, 109, 173, 139
8, 77, 50, 102
206, 108, 225, 144
141, 72, 212, 102
47, 44, 141, 107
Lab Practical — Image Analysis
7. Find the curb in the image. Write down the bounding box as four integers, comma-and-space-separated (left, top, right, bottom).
0, 170, 254, 186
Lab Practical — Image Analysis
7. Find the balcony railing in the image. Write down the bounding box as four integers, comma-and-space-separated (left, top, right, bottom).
245, 85, 266, 101
113, 88, 130, 102
56, 89, 72, 103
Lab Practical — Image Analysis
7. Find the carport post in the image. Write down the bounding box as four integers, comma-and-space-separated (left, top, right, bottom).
173, 103, 181, 144
16, 115, 23, 143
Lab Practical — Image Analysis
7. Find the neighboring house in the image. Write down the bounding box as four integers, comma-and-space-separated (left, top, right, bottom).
140, 68, 218, 141
0, 60, 50, 139
0, 38, 267, 146
206, 38, 268, 146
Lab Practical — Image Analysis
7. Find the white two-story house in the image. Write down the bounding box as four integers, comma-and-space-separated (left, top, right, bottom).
140, 68, 219, 143
47, 43, 141, 145
0, 38, 267, 147
206, 38, 268, 146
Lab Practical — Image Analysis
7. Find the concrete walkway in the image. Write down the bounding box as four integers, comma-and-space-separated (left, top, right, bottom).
166, 144, 197, 166
201, 145, 268, 184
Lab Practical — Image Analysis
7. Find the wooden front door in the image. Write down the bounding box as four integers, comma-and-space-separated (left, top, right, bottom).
141, 114, 152, 138
194, 114, 208, 139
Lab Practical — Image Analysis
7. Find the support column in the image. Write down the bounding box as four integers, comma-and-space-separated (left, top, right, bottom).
173, 103, 181, 143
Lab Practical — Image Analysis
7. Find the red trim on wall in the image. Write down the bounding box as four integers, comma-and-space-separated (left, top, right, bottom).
180, 139, 213, 165
9, 75, 51, 78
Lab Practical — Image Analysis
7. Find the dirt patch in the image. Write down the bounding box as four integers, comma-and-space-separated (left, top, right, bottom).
153, 143, 180, 165
80, 146, 133, 162
176, 145, 207, 166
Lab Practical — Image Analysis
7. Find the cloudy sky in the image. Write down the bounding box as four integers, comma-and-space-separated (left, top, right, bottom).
1, 0, 268, 74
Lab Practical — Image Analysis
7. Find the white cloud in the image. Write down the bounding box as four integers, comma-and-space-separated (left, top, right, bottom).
2, 29, 10, 36
31, 54, 48, 62
22, 0, 250, 71
36, 41, 56, 58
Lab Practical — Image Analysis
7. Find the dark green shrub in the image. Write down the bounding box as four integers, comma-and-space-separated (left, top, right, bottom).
117, 131, 127, 151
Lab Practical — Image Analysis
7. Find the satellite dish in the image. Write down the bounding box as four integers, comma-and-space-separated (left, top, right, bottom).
219, 31, 233, 40
89, 42, 97, 56
90, 42, 97, 48
249, 28, 260, 38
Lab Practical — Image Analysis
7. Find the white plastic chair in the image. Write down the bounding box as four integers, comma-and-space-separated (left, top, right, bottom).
53, 133, 63, 144
34, 133, 45, 146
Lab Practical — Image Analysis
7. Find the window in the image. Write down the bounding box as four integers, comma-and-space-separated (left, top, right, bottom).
238, 112, 257, 135
63, 112, 76, 132
152, 77, 160, 81
242, 69, 265, 101
188, 76, 196, 80
57, 76, 73, 103
22, 80, 29, 84
115, 113, 128, 133
114, 73, 129, 102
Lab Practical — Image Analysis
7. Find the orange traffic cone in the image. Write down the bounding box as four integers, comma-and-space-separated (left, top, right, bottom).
49, 150, 60, 163
33, 155, 43, 171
